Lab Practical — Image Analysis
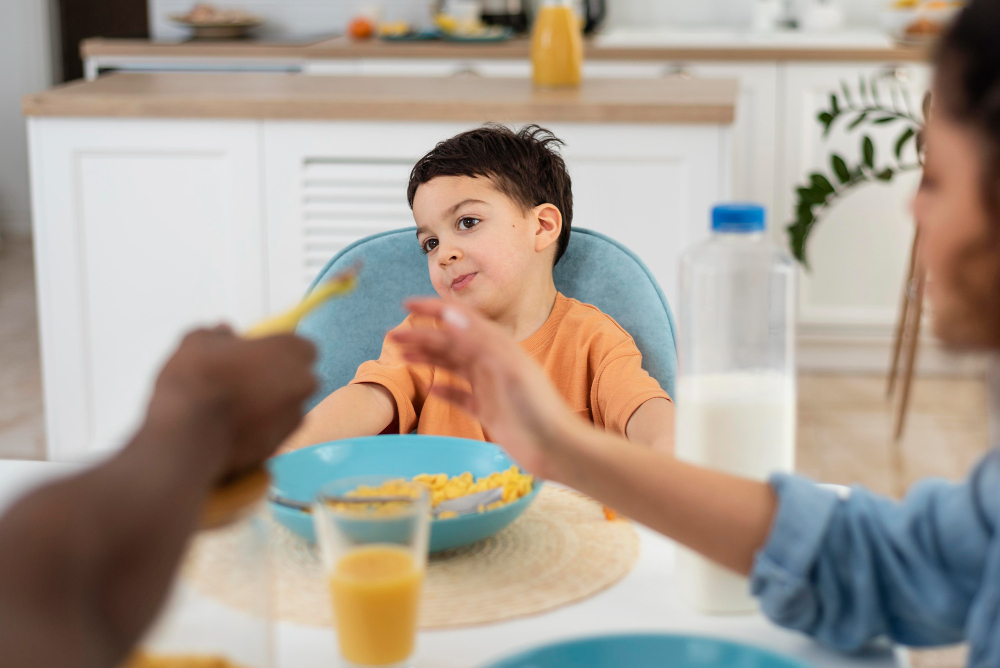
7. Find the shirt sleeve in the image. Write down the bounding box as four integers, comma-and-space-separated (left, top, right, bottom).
350, 316, 434, 434
751, 452, 1000, 653
592, 340, 672, 435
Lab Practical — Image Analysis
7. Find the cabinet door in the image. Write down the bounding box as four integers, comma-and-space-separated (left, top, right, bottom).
263, 121, 440, 309
28, 119, 264, 460
684, 63, 778, 215
263, 121, 727, 312
583, 61, 777, 218
779, 63, 931, 350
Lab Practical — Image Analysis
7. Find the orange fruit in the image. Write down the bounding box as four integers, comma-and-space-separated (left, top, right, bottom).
348, 16, 375, 40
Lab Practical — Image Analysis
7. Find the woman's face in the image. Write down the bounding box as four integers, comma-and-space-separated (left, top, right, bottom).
912, 107, 1000, 348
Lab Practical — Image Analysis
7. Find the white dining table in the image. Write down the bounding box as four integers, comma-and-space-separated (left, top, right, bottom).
0, 459, 902, 668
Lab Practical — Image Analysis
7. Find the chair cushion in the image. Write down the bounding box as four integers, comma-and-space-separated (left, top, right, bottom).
297, 228, 677, 411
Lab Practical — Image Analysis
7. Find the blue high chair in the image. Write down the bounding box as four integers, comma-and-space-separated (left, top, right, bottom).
297, 228, 678, 411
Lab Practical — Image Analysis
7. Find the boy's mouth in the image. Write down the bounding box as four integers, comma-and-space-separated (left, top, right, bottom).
450, 273, 477, 291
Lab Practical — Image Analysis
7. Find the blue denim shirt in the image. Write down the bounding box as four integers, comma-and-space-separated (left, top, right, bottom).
751, 450, 1000, 667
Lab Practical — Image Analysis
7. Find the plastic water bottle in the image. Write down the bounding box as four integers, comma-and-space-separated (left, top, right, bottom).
675, 203, 797, 614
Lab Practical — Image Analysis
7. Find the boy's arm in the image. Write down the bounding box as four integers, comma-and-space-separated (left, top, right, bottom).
625, 397, 675, 455
279, 382, 397, 452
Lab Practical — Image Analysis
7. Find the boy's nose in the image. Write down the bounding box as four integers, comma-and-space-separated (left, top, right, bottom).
437, 242, 463, 265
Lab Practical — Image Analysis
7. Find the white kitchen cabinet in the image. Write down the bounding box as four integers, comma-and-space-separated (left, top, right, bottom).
677, 63, 778, 214
778, 63, 931, 352
27, 118, 267, 461
263, 120, 729, 311
263, 121, 424, 308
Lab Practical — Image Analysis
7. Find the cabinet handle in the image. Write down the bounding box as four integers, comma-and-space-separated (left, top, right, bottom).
451, 65, 482, 78
881, 66, 911, 83
663, 64, 694, 79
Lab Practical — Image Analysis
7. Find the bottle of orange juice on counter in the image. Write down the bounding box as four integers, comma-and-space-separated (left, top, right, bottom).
531, 0, 583, 88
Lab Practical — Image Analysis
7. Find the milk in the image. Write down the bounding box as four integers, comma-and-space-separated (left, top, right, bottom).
675, 371, 795, 613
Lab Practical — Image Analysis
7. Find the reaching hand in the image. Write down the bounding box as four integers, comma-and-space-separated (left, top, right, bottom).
146, 325, 318, 479
390, 299, 585, 479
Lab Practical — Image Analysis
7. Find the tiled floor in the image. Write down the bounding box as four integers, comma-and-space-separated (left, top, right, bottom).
0, 237, 987, 666
0, 238, 44, 460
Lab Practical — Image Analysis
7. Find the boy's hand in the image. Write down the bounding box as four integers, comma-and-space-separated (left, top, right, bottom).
146, 326, 318, 479
391, 299, 585, 479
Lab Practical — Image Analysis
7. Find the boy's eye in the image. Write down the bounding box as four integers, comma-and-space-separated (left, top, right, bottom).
421, 238, 439, 254
458, 217, 481, 230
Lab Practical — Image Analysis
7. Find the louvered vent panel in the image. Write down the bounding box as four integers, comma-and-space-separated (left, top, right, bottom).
300, 159, 415, 287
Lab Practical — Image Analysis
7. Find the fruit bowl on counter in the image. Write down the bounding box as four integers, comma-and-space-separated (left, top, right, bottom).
169, 3, 263, 40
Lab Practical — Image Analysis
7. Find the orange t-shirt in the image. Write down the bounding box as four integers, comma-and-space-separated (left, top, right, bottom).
351, 293, 672, 441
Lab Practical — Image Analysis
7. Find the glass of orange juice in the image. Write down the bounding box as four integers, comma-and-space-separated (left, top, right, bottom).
313, 476, 430, 668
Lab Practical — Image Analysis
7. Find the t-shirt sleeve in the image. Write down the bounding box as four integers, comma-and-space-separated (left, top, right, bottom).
350, 316, 434, 434
591, 339, 672, 436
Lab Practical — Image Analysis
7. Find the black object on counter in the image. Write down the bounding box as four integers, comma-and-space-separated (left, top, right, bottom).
582, 0, 606, 35
482, 0, 529, 34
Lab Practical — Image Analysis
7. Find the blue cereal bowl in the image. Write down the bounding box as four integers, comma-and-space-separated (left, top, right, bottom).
480, 633, 810, 668
267, 435, 541, 553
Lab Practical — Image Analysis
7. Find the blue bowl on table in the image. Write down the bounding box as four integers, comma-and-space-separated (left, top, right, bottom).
267, 435, 541, 553
480, 633, 810, 668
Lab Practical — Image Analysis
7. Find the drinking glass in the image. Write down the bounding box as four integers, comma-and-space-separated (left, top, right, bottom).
313, 476, 430, 668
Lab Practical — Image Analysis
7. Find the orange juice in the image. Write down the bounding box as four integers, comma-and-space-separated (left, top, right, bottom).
531, 0, 583, 88
329, 545, 423, 666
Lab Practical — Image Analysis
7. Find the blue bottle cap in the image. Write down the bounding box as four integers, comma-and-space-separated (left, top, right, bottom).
712, 203, 766, 233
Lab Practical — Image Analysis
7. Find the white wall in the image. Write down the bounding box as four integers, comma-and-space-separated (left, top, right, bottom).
0, 0, 55, 238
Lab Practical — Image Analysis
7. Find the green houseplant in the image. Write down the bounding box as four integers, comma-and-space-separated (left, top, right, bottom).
788, 75, 928, 268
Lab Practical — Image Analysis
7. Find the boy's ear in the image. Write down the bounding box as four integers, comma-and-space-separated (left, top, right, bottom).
533, 203, 562, 255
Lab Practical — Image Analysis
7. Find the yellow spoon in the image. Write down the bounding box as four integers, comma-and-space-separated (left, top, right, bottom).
246, 264, 360, 338
199, 264, 359, 529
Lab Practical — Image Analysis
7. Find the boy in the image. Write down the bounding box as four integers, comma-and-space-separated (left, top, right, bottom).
281, 124, 674, 453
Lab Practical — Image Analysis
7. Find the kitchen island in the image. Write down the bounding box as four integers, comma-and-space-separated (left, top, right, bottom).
23, 72, 736, 461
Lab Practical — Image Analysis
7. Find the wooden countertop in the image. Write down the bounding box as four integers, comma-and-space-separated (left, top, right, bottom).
22, 72, 738, 123
81, 36, 930, 63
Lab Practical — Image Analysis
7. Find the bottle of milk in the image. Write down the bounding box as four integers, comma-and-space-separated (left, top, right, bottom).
675, 203, 797, 614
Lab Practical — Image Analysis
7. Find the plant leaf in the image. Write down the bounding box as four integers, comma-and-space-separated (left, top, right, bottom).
829, 93, 840, 115
797, 186, 824, 205
859, 75, 869, 105
841, 81, 854, 107
847, 111, 869, 130
895, 127, 916, 160
870, 75, 882, 105
831, 154, 851, 183
876, 168, 894, 182
787, 211, 814, 268
810, 173, 836, 197
862, 135, 875, 169
872, 116, 898, 124
818, 111, 835, 136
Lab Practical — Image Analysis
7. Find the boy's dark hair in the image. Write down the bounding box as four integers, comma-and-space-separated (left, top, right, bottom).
407, 124, 573, 265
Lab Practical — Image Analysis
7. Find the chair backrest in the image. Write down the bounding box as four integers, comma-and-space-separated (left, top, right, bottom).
297, 228, 678, 411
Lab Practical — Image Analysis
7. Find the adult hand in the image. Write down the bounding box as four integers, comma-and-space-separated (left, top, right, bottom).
146, 325, 318, 479
391, 299, 585, 479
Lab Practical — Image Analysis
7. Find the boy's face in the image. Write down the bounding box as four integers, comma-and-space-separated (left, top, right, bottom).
412, 175, 557, 319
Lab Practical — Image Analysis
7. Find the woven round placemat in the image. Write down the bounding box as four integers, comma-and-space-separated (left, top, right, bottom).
181, 486, 639, 629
